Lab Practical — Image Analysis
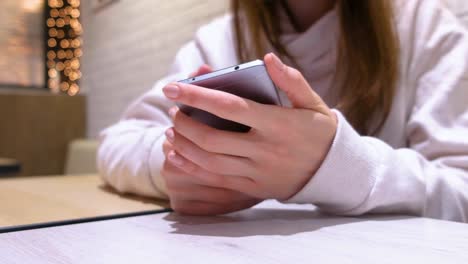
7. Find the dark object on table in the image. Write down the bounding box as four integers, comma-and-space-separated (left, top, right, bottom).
0, 158, 21, 176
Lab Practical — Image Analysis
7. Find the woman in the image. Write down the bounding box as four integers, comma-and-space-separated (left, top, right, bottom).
98, 0, 468, 222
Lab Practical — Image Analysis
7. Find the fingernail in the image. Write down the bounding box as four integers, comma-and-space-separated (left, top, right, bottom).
168, 107, 178, 119
270, 53, 284, 71
165, 128, 175, 143
163, 84, 180, 99
168, 151, 184, 166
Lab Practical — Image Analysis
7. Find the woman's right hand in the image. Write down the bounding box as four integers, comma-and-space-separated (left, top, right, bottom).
162, 140, 261, 215
160, 65, 262, 215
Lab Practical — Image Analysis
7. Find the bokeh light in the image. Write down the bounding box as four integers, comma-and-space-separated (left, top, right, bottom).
46, 0, 82, 95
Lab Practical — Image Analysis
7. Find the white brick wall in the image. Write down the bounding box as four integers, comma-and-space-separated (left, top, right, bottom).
81, 0, 228, 137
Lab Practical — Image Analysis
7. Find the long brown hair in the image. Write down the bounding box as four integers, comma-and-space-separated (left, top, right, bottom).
231, 0, 400, 135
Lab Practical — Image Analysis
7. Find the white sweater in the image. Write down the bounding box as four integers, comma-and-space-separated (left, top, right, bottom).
98, 0, 468, 222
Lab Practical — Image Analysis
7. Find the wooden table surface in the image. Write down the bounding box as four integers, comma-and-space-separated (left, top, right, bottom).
1, 201, 467, 263
0, 174, 168, 228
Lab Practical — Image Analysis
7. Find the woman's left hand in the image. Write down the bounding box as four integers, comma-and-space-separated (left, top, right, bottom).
162, 53, 337, 200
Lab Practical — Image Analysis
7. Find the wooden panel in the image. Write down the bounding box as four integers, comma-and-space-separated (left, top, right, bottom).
0, 201, 467, 263
0, 174, 168, 227
0, 89, 86, 176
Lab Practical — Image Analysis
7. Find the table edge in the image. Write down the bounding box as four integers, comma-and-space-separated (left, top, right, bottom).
0, 208, 173, 234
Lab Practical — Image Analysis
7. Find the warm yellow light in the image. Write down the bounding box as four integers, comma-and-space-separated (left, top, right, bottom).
66, 50, 74, 59
48, 38, 57, 47
56, 62, 65, 71
60, 39, 70, 48
60, 82, 70, 91
57, 50, 66, 59
47, 0, 83, 96
48, 69, 58, 78
71, 59, 80, 70
57, 29, 65, 39
74, 48, 83, 57
68, 0, 80, 8
56, 18, 65, 27
49, 28, 58, 37
75, 28, 83, 35
70, 18, 81, 29
69, 73, 78, 81
50, 8, 59, 18
68, 84, 79, 96
59, 8, 66, 17
47, 50, 56, 60
65, 6, 73, 14
47, 18, 56, 27
71, 9, 80, 18
47, 60, 56, 69
71, 38, 81, 48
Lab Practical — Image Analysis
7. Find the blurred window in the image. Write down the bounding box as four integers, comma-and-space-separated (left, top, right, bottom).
0, 0, 45, 89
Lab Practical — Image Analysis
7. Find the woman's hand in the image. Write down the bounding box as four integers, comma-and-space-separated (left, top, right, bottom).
162, 53, 338, 200
161, 141, 262, 215
161, 65, 262, 215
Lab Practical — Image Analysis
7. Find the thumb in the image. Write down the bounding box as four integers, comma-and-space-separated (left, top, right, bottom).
264, 53, 326, 112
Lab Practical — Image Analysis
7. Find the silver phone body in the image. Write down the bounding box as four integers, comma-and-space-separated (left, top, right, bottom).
178, 60, 282, 132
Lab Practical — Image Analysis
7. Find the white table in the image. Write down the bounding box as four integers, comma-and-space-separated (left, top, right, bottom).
1, 201, 467, 263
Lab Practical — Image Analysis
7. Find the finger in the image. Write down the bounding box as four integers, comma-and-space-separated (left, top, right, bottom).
168, 107, 254, 157
162, 82, 268, 129
189, 64, 212, 78
161, 158, 198, 186
165, 160, 248, 203
264, 53, 329, 114
162, 140, 173, 157
166, 150, 257, 193
166, 127, 255, 176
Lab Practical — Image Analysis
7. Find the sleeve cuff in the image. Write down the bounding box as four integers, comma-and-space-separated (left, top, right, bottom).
147, 126, 170, 199
283, 109, 378, 213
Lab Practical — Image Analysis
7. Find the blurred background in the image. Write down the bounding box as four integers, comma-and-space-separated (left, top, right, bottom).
0, 0, 466, 178
0, 0, 227, 177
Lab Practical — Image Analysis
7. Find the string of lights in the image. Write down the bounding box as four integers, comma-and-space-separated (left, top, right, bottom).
46, 0, 82, 96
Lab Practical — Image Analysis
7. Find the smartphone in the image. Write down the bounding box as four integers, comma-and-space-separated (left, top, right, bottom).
177, 60, 282, 132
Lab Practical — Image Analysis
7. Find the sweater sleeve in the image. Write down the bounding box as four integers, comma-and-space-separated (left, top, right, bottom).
97, 41, 205, 199
97, 14, 237, 199
285, 0, 468, 222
